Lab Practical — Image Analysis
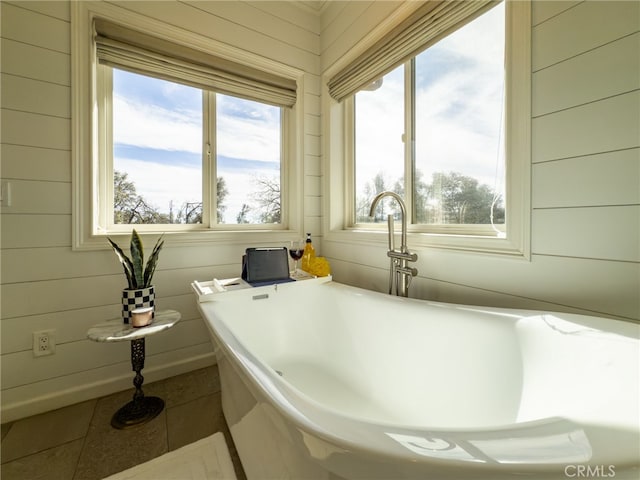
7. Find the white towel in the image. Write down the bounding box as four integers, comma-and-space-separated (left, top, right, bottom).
103, 433, 237, 480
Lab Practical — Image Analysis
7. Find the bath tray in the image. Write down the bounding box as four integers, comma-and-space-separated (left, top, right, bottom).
192, 274, 331, 303
191, 278, 250, 299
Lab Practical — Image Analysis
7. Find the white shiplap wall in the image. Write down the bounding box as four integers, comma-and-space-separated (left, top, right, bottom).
0, 0, 322, 422
320, 1, 640, 320
2, 0, 639, 423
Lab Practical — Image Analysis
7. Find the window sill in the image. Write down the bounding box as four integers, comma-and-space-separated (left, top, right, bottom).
74, 228, 300, 251
326, 227, 529, 258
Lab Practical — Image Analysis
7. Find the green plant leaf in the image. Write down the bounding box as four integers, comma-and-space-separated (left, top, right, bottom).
143, 236, 164, 287
130, 229, 145, 289
107, 237, 135, 289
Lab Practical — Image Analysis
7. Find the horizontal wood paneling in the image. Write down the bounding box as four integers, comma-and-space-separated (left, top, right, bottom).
325, 243, 640, 320
5, 0, 70, 22
1, 39, 70, 86
320, 1, 372, 62
303, 216, 322, 238
532, 149, 640, 208
1, 264, 230, 320
185, 1, 320, 55
305, 174, 321, 197
1, 248, 119, 284
2, 73, 71, 118
304, 128, 321, 156
319, 0, 348, 35
2, 109, 70, 150
1, 344, 215, 423
304, 195, 322, 217
108, 0, 319, 74
1, 214, 72, 248
304, 90, 322, 115
249, 1, 320, 35
305, 153, 321, 176
1, 2, 70, 53
1, 145, 71, 182
1, 275, 125, 319
2, 293, 201, 355
532, 91, 640, 163
0, 180, 70, 215
532, 0, 639, 71
532, 205, 640, 262
305, 73, 322, 97
321, 1, 409, 73
1, 243, 246, 285
1, 318, 209, 389
531, 1, 581, 27
306, 111, 321, 135
532, 32, 640, 116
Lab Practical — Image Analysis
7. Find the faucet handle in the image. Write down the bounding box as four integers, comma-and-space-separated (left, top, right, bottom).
396, 265, 418, 277
387, 250, 418, 262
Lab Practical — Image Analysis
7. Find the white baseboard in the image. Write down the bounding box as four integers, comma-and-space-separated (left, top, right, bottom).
1, 352, 216, 424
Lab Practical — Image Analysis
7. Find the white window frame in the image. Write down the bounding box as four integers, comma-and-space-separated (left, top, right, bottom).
71, 1, 304, 250
324, 0, 531, 257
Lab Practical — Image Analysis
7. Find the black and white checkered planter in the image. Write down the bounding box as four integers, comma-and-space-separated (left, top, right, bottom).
122, 286, 155, 324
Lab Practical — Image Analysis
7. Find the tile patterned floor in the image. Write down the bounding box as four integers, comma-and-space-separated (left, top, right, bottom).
1, 366, 246, 480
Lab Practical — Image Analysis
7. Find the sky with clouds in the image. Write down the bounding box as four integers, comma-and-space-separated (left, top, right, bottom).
355, 2, 506, 218
112, 70, 279, 224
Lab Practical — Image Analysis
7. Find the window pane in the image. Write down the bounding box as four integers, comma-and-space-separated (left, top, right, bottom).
112, 69, 203, 224
216, 94, 281, 224
354, 65, 405, 223
414, 3, 505, 226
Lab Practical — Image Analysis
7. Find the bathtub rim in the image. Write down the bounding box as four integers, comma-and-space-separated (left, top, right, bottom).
197, 280, 640, 473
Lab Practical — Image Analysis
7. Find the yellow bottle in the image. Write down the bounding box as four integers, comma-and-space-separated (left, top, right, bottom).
301, 233, 316, 272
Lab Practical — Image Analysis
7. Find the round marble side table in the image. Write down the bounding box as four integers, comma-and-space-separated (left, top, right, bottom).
87, 310, 181, 429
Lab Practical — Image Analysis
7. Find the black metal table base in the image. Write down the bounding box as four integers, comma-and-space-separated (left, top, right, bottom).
111, 337, 165, 429
111, 396, 164, 429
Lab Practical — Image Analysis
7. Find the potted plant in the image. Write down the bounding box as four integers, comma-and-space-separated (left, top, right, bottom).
108, 229, 164, 325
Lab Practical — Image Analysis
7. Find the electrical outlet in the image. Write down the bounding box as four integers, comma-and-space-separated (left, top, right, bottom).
33, 330, 56, 357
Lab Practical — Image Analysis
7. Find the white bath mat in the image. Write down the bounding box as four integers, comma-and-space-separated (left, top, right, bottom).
103, 432, 237, 480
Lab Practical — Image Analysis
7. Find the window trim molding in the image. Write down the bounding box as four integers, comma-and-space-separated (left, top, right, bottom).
71, 1, 305, 250
323, 0, 531, 258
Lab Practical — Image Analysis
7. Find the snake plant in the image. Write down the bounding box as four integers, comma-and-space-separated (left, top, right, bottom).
108, 229, 164, 289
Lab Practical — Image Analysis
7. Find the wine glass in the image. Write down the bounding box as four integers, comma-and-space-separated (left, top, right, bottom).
289, 239, 304, 275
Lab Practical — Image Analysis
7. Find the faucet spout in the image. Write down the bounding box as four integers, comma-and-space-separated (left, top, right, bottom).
368, 191, 407, 252
368, 191, 417, 297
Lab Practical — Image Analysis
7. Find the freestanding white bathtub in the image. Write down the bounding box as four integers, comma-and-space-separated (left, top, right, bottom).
196, 278, 639, 479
